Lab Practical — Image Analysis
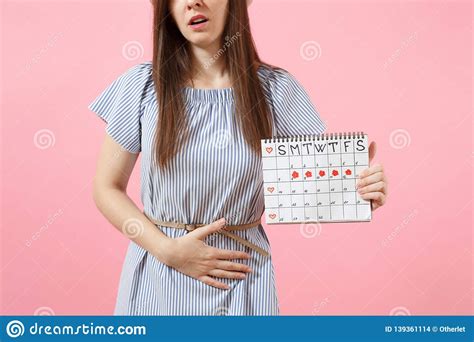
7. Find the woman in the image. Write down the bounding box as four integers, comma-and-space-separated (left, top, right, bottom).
89, 0, 387, 315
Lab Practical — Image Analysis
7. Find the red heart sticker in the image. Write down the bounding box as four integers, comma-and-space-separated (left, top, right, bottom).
345, 169, 352, 176
319, 170, 325, 177
269, 213, 277, 219
332, 169, 339, 176
292, 171, 299, 179
265, 147, 273, 154
305, 171, 312, 178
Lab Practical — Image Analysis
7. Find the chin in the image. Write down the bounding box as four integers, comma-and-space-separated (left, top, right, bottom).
187, 36, 217, 48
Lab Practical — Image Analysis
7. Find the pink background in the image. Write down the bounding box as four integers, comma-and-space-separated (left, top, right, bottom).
2, 0, 472, 315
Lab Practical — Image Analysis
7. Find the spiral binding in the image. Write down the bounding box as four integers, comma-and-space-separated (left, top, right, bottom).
263, 131, 366, 143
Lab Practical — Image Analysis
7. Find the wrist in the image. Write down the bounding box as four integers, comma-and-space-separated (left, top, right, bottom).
153, 236, 176, 266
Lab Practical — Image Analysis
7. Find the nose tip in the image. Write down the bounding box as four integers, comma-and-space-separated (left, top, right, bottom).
187, 0, 202, 8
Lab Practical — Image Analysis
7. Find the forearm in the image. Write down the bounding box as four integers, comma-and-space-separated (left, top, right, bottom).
93, 186, 172, 264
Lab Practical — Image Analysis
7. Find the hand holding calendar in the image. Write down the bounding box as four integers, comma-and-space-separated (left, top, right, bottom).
355, 141, 387, 211
261, 132, 386, 224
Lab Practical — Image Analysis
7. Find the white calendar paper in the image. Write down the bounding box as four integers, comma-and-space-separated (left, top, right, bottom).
261, 132, 372, 224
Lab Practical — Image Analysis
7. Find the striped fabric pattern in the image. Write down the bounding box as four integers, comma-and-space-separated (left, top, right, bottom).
88, 61, 326, 315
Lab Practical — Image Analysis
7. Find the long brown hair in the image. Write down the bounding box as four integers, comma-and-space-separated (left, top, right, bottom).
151, 0, 274, 169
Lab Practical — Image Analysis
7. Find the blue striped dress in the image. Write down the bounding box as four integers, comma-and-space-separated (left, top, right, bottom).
88, 61, 326, 315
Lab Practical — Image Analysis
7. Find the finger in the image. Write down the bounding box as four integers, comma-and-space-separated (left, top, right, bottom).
356, 171, 384, 189
357, 181, 387, 195
199, 275, 230, 290
358, 163, 383, 179
368, 141, 377, 164
191, 218, 226, 240
208, 269, 247, 280
214, 260, 252, 273
210, 247, 251, 260
371, 202, 381, 211
360, 191, 386, 204
381, 173, 388, 192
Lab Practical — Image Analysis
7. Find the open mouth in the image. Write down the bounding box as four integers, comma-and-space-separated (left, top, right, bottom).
188, 14, 209, 27
190, 18, 209, 26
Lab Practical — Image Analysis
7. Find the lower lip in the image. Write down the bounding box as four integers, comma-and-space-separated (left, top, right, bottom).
188, 20, 208, 31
